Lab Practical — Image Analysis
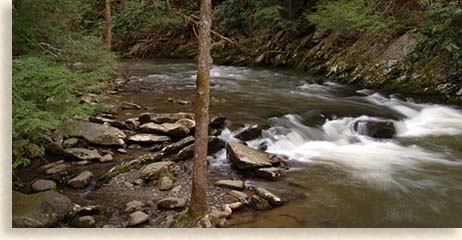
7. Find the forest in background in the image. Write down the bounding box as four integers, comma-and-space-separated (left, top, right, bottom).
12, 0, 462, 169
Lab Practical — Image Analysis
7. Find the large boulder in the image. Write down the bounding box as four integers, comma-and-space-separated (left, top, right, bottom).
61, 120, 126, 146
13, 191, 72, 228
353, 119, 395, 139
64, 148, 102, 161
138, 112, 194, 124
140, 161, 175, 180
226, 142, 280, 170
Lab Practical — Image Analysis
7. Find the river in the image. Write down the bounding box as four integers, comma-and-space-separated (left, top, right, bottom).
115, 59, 462, 227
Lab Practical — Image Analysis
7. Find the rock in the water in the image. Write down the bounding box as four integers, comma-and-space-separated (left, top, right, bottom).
38, 160, 65, 172
125, 118, 140, 130
62, 138, 79, 148
254, 167, 283, 180
70, 215, 96, 228
226, 142, 280, 170
254, 187, 283, 206
128, 134, 170, 144
99, 153, 162, 183
139, 122, 167, 134
161, 136, 194, 155
44, 163, 69, 175
117, 148, 127, 154
157, 198, 186, 210
176, 118, 195, 131
215, 180, 245, 190
138, 112, 194, 124
140, 161, 175, 180
250, 194, 272, 210
31, 179, 56, 192
67, 171, 93, 189
121, 101, 142, 110
61, 120, 126, 146
125, 200, 145, 213
209, 116, 227, 128
100, 153, 114, 163
161, 123, 190, 138
73, 204, 100, 216
64, 148, 102, 161
228, 190, 249, 202
235, 124, 263, 141
76, 160, 91, 166
159, 176, 174, 191
128, 211, 149, 227
176, 136, 225, 160
353, 119, 395, 139
13, 191, 72, 227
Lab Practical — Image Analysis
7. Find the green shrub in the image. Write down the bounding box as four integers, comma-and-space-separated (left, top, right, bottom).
413, 1, 462, 68
305, 0, 394, 32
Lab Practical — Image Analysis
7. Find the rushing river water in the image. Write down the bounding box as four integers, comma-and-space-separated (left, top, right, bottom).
117, 59, 462, 227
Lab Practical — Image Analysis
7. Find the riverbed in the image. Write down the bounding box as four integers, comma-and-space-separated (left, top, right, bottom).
114, 59, 462, 227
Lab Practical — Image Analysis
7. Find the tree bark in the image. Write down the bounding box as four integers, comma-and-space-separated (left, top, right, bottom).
189, 0, 212, 218
105, 0, 112, 48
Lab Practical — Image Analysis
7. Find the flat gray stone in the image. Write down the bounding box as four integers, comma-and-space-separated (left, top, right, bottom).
140, 161, 174, 180
128, 134, 170, 144
67, 171, 93, 189
157, 198, 186, 210
226, 142, 280, 170
215, 180, 245, 190
61, 120, 126, 146
64, 148, 102, 161
255, 187, 283, 206
128, 211, 149, 227
31, 179, 56, 192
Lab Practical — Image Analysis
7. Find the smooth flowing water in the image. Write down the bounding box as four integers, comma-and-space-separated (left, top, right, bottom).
117, 59, 462, 227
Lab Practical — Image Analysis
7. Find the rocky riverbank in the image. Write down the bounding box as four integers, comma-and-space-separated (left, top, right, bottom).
13, 78, 289, 228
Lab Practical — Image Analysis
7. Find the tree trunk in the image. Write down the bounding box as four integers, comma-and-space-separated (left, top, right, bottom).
105, 0, 112, 48
189, 0, 212, 218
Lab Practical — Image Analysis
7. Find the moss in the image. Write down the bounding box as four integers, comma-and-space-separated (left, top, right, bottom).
171, 209, 200, 228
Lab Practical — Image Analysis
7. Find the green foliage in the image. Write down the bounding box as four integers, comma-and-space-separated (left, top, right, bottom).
112, 1, 182, 42
13, 0, 88, 55
305, 0, 394, 32
413, 1, 462, 68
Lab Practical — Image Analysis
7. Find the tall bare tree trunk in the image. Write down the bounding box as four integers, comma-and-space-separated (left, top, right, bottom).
105, 0, 112, 48
190, 0, 212, 218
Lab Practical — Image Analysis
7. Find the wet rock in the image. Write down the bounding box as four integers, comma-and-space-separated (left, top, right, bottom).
128, 134, 170, 144
117, 148, 127, 154
45, 163, 69, 175
209, 116, 227, 128
70, 215, 96, 228
99, 153, 163, 183
31, 179, 56, 192
226, 142, 280, 170
38, 160, 65, 172
76, 160, 91, 166
128, 211, 149, 227
159, 176, 174, 191
67, 171, 93, 189
100, 153, 114, 163
73, 204, 100, 216
138, 112, 194, 124
64, 148, 102, 161
158, 198, 186, 210
250, 194, 272, 210
62, 138, 79, 148
214, 180, 245, 190
161, 136, 194, 155
140, 161, 175, 181
13, 191, 72, 227
254, 187, 283, 206
140, 122, 166, 134
125, 118, 140, 130
178, 100, 191, 105
235, 124, 263, 141
255, 167, 283, 180
176, 118, 196, 131
162, 123, 190, 138
176, 136, 225, 160
62, 120, 126, 146
353, 119, 395, 139
125, 200, 146, 213
121, 101, 142, 109
228, 190, 248, 202
128, 144, 142, 149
